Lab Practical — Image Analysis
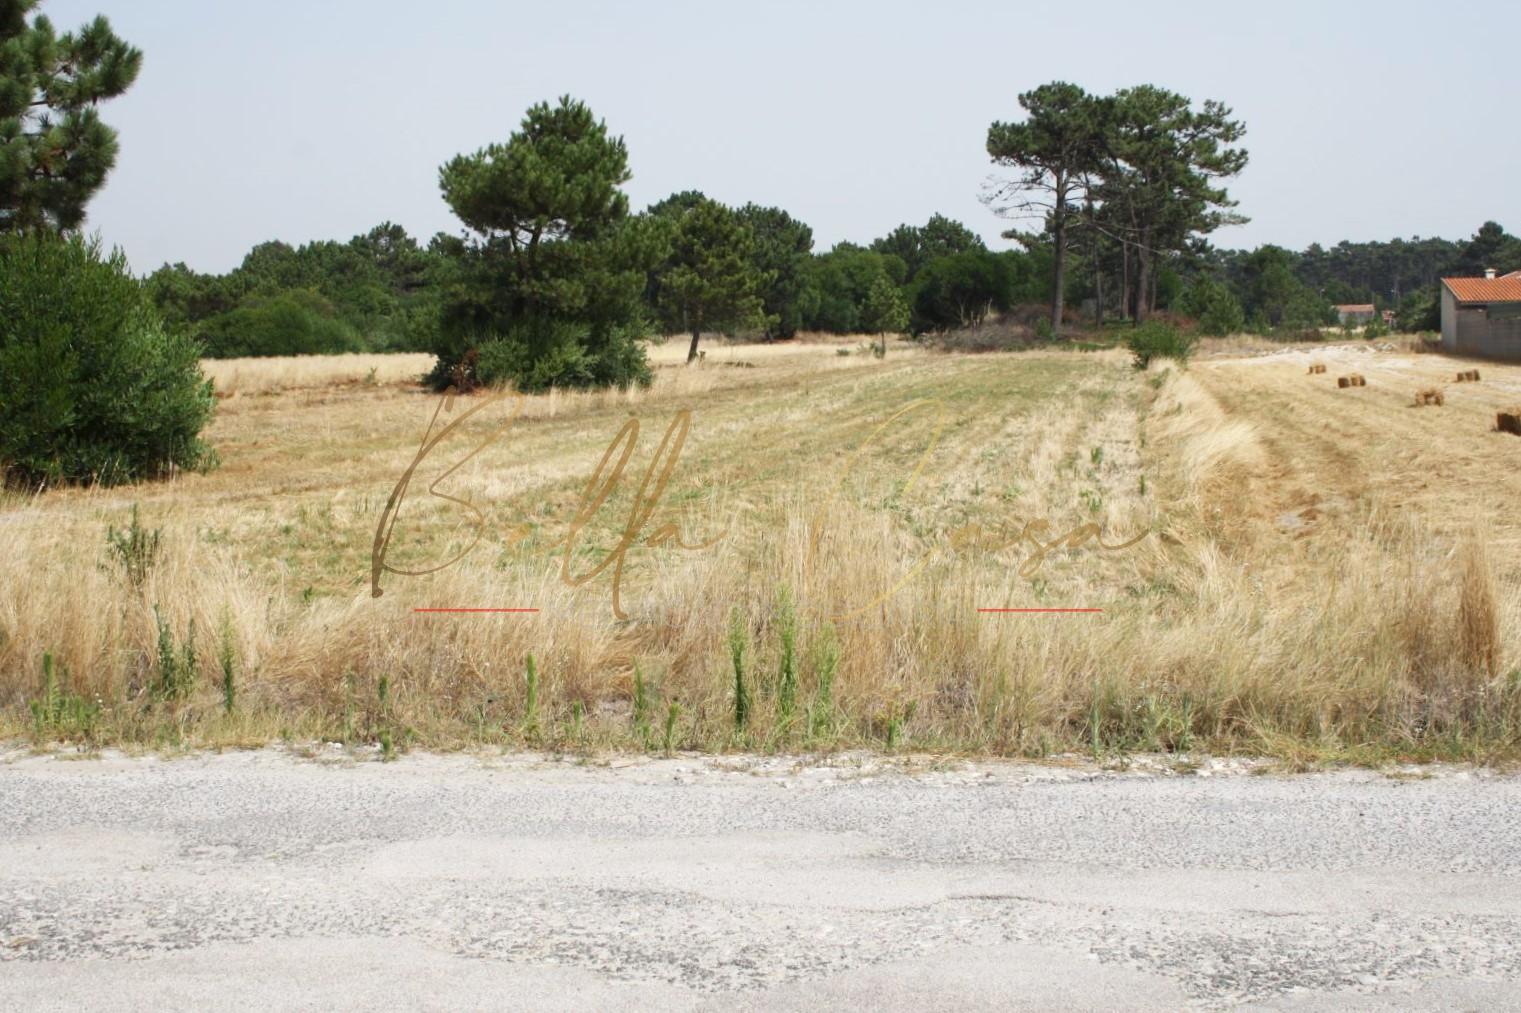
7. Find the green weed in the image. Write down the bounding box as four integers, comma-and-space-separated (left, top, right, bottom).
632, 662, 650, 744
29, 652, 99, 742
663, 701, 680, 755
808, 623, 839, 740
106, 504, 160, 589
523, 653, 540, 734
729, 609, 750, 730
775, 588, 797, 725
153, 608, 197, 701
218, 612, 236, 715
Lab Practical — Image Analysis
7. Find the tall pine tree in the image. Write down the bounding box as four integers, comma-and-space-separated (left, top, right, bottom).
985, 83, 1106, 336
0, 0, 141, 233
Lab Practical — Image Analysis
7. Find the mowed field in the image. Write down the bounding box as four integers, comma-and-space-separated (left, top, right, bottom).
2, 337, 1518, 760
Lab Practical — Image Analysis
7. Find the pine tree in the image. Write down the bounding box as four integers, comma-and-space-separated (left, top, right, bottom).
0, 1, 142, 233
1100, 87, 1248, 323
650, 195, 768, 363
433, 96, 663, 390
985, 83, 1106, 338
735, 203, 815, 338
860, 275, 909, 354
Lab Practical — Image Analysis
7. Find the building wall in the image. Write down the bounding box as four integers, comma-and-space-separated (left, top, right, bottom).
1453, 303, 1521, 360
1441, 288, 1457, 349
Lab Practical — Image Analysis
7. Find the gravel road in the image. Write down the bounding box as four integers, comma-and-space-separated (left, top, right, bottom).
1, 749, 1519, 1011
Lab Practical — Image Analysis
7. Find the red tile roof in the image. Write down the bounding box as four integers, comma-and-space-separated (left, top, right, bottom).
1443, 276, 1521, 302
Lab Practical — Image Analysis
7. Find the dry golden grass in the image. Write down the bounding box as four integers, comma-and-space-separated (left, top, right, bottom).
3, 341, 1518, 760
200, 352, 437, 397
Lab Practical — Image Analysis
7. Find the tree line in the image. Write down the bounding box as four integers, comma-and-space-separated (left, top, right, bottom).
5, 0, 1519, 486
1099, 221, 1521, 338
146, 176, 1050, 381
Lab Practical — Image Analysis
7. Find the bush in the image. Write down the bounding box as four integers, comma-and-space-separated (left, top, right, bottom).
0, 234, 216, 487
1127, 321, 1196, 369
197, 290, 361, 358
433, 320, 653, 393
909, 250, 1015, 333
1180, 278, 1245, 336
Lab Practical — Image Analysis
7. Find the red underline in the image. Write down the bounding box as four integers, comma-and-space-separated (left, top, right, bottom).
414, 607, 1099, 615
977, 608, 1103, 613
413, 608, 540, 614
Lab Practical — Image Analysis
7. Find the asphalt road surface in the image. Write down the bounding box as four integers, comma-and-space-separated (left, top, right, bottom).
1, 749, 1519, 1011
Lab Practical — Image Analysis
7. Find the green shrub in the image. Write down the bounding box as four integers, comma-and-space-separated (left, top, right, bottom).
437, 320, 653, 393
1181, 278, 1245, 336
474, 328, 593, 391
1127, 321, 1196, 369
0, 234, 216, 487
198, 289, 361, 358
909, 250, 1016, 333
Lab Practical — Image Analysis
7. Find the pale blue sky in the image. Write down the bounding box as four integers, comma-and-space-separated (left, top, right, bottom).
45, 0, 1519, 274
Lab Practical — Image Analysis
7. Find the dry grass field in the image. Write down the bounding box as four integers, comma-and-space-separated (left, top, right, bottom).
2, 337, 1518, 760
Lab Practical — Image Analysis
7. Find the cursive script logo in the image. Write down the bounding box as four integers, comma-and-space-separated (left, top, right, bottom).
371, 388, 722, 620
553, 406, 725, 619
371, 391, 1149, 620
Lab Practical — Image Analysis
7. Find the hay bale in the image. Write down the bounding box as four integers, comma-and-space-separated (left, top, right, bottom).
1415, 387, 1445, 407
1349, 374, 1366, 387
1435, 392, 1445, 406
1498, 410, 1521, 436
1472, 370, 1482, 382
1338, 376, 1351, 388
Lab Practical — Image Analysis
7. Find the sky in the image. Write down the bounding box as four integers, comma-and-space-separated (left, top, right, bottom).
44, 0, 1521, 275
